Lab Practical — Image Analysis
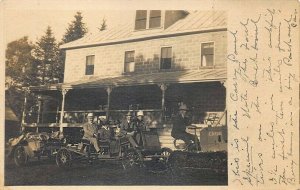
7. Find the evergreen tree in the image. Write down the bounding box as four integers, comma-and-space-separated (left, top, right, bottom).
62, 11, 88, 43
59, 12, 88, 83
98, 18, 107, 31
33, 26, 60, 84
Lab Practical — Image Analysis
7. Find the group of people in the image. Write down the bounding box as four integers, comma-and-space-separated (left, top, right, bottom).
82, 103, 200, 154
82, 111, 146, 153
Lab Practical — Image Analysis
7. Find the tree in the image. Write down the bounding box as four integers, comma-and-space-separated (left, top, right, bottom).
59, 11, 88, 83
62, 11, 88, 43
33, 26, 61, 84
6, 36, 37, 86
5, 36, 38, 119
98, 18, 107, 31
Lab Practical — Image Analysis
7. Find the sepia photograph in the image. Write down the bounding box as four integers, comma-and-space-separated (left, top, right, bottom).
3, 1, 228, 186
3, 0, 300, 189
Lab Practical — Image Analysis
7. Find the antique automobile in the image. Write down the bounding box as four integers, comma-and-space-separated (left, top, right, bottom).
171, 122, 228, 174
55, 121, 172, 172
6, 131, 64, 167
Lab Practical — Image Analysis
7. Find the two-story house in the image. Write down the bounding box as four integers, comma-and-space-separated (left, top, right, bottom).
26, 10, 227, 150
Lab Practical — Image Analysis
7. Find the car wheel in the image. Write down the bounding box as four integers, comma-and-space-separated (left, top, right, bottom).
14, 146, 29, 167
56, 148, 72, 168
122, 148, 143, 170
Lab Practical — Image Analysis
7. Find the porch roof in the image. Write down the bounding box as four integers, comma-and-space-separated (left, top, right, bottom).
29, 68, 226, 91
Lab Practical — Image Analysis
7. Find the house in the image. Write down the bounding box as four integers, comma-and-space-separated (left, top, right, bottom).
26, 10, 227, 150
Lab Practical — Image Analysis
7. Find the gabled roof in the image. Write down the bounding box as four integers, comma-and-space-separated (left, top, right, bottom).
60, 11, 227, 50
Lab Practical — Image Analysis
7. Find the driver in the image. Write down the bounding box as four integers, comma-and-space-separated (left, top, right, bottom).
171, 104, 200, 148
82, 113, 101, 153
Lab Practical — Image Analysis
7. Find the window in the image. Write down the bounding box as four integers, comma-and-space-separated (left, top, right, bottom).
201, 42, 214, 66
135, 10, 162, 30
85, 55, 95, 75
149, 10, 161, 28
135, 10, 147, 30
124, 51, 135, 73
160, 47, 172, 69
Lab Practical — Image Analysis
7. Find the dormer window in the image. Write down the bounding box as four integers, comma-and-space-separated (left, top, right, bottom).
135, 10, 147, 30
149, 10, 161, 28
135, 10, 162, 30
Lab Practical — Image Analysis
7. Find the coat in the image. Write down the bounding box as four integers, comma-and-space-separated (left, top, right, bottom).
82, 122, 99, 139
171, 113, 191, 136
120, 119, 136, 135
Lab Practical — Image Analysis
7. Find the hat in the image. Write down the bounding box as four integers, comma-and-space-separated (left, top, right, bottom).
87, 113, 94, 117
179, 104, 188, 110
137, 110, 144, 116
125, 111, 132, 116
98, 115, 107, 120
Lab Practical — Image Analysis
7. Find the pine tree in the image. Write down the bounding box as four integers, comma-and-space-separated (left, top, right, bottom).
33, 26, 60, 84
98, 18, 107, 31
62, 11, 88, 43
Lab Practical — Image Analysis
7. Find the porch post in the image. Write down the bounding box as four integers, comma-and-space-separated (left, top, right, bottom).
106, 87, 113, 118
60, 89, 69, 132
21, 88, 29, 132
221, 80, 227, 125
159, 83, 168, 121
37, 95, 42, 124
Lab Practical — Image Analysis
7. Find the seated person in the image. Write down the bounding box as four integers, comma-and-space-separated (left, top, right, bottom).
171, 104, 200, 149
82, 113, 101, 153
98, 116, 113, 141
119, 111, 139, 148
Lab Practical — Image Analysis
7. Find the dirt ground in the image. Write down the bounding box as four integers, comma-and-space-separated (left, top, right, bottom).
5, 156, 227, 186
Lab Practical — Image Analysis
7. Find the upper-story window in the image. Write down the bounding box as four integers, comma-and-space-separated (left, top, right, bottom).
85, 55, 95, 75
149, 10, 161, 28
135, 10, 162, 30
201, 42, 214, 66
124, 51, 135, 73
160, 47, 172, 69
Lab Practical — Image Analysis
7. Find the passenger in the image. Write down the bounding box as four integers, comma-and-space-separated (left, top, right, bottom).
119, 111, 139, 148
98, 115, 112, 141
171, 104, 200, 149
82, 113, 101, 153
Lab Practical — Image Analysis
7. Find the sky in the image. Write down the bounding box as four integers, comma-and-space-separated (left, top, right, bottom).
2, 0, 221, 45
3, 5, 134, 44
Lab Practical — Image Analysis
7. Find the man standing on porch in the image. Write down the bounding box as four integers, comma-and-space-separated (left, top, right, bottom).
82, 113, 101, 153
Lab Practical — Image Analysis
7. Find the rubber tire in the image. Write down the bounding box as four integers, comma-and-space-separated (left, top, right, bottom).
14, 146, 29, 167
56, 148, 72, 168
122, 148, 143, 170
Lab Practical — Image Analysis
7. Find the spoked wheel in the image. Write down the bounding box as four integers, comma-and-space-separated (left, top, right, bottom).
14, 146, 29, 167
160, 148, 172, 165
122, 148, 143, 170
149, 148, 173, 174
173, 139, 187, 150
56, 148, 72, 168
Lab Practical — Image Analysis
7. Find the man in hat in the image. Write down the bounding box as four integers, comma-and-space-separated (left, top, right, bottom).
134, 110, 147, 146
82, 113, 101, 153
171, 104, 200, 149
119, 111, 139, 148
98, 115, 114, 141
